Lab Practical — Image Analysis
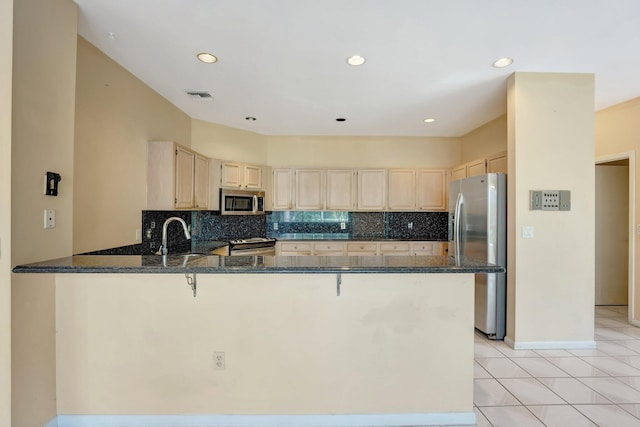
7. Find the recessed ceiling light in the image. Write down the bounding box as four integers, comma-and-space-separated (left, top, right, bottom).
423, 118, 436, 123
347, 55, 366, 66
245, 117, 257, 121
492, 57, 513, 68
336, 118, 346, 122
197, 52, 218, 64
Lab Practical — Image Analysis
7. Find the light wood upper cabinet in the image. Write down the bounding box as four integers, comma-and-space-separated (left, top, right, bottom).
194, 154, 210, 209
451, 165, 467, 181
221, 161, 263, 190
244, 164, 263, 189
417, 169, 447, 211
486, 151, 507, 174
174, 146, 195, 209
357, 169, 386, 210
451, 151, 507, 180
326, 169, 356, 210
467, 158, 486, 177
387, 169, 416, 210
147, 141, 210, 210
271, 168, 294, 210
271, 166, 447, 212
295, 169, 324, 210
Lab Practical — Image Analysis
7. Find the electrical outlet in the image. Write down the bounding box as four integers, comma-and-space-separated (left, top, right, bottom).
340, 222, 346, 230
213, 352, 225, 370
408, 222, 413, 230
273, 222, 278, 231
44, 209, 56, 229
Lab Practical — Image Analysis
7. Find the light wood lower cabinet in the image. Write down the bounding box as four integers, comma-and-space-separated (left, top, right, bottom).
277, 242, 313, 256
277, 241, 446, 256
379, 242, 411, 256
346, 242, 378, 256
313, 242, 346, 256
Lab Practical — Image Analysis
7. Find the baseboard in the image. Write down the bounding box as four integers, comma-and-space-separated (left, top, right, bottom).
504, 336, 597, 350
54, 412, 476, 427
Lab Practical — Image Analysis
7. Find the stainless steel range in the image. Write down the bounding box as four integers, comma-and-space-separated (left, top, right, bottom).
228, 237, 276, 256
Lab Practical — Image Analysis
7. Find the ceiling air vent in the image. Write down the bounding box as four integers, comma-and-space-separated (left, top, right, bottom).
184, 90, 213, 101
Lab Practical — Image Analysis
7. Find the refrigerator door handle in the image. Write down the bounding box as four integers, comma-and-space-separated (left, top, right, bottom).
454, 192, 464, 260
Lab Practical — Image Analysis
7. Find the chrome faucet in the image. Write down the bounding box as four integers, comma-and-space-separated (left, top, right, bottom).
156, 217, 191, 255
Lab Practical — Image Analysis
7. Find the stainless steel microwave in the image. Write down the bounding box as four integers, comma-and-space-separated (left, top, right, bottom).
220, 189, 265, 215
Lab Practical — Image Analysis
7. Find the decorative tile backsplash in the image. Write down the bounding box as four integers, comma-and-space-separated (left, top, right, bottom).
267, 211, 448, 240
137, 210, 448, 253
192, 211, 267, 242
142, 210, 192, 254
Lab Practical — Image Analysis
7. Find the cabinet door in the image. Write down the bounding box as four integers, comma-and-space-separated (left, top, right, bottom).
244, 164, 263, 189
387, 169, 416, 210
467, 159, 486, 177
346, 242, 378, 256
272, 168, 294, 210
451, 165, 467, 181
295, 169, 324, 210
277, 242, 313, 256
221, 162, 242, 188
194, 154, 210, 209
313, 242, 346, 255
379, 242, 411, 256
417, 169, 446, 211
175, 146, 195, 209
487, 151, 507, 174
357, 169, 386, 210
326, 169, 355, 210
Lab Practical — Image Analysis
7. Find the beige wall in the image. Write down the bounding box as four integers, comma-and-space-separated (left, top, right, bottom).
191, 119, 268, 164
11, 1, 78, 426
56, 273, 473, 416
459, 115, 507, 163
74, 37, 192, 254
507, 72, 595, 346
0, 0, 13, 424
595, 96, 640, 320
265, 135, 461, 168
12, 0, 77, 266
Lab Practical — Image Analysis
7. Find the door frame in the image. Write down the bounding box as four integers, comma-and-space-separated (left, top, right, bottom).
596, 151, 637, 325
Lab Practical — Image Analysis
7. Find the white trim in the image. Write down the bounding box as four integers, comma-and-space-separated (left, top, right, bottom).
596, 151, 636, 324
504, 336, 596, 350
54, 412, 476, 427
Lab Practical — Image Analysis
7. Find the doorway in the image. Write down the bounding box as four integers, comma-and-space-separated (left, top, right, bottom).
595, 152, 636, 324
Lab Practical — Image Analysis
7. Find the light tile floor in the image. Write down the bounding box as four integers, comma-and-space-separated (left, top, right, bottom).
472, 305, 640, 426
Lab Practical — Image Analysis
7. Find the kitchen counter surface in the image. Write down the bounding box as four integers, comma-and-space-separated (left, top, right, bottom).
12, 254, 502, 274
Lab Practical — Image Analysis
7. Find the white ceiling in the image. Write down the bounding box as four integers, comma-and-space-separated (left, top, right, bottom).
74, 0, 640, 137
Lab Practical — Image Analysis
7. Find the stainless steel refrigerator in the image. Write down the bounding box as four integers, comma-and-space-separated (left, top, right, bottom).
449, 173, 507, 340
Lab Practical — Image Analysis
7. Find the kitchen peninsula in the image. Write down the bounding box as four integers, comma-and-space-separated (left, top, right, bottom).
14, 255, 502, 427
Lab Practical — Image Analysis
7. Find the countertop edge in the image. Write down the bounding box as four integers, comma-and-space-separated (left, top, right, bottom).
12, 255, 504, 275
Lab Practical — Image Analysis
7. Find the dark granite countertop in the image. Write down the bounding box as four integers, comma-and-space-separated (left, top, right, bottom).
12, 255, 503, 274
